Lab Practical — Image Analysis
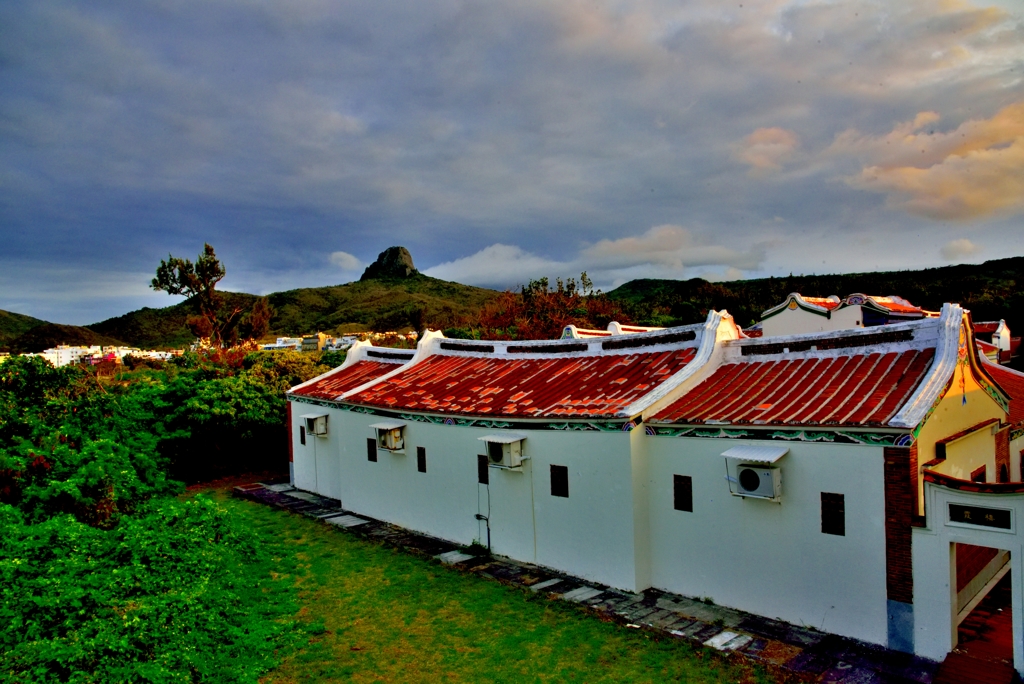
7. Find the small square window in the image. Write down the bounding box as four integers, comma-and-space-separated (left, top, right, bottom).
551, 465, 569, 498
821, 492, 845, 536
417, 446, 427, 473
674, 475, 693, 512
366, 437, 378, 463
477, 454, 489, 485
299, 425, 306, 446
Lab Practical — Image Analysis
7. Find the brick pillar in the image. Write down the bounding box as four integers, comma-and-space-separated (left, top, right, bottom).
884, 446, 914, 652
995, 427, 1010, 483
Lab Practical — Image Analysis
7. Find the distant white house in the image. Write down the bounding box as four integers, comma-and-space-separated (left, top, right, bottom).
287, 306, 1024, 672
760, 293, 933, 337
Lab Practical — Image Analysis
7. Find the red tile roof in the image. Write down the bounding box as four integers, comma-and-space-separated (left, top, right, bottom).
348, 349, 697, 418
986, 363, 1024, 426
803, 296, 842, 311
867, 296, 923, 315
650, 348, 936, 427
974, 321, 1000, 334
291, 361, 399, 400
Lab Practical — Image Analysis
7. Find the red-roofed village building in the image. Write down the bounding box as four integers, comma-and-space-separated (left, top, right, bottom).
760, 292, 933, 337
287, 303, 1024, 673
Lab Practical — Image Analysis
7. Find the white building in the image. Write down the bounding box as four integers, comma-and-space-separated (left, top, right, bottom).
760, 293, 932, 338
287, 306, 1024, 673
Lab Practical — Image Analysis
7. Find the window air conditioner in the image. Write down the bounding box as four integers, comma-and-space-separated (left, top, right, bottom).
302, 414, 328, 436
479, 434, 526, 468
368, 420, 406, 452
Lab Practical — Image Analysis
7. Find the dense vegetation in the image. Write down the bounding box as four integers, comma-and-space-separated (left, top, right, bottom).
0, 351, 334, 682
0, 309, 48, 349
608, 256, 1024, 331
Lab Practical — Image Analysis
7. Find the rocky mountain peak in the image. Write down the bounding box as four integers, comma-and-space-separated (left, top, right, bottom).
360, 246, 418, 280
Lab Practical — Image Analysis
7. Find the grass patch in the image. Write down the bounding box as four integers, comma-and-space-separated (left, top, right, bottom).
206, 491, 776, 684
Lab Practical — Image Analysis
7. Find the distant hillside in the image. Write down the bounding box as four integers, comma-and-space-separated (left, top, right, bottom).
5, 323, 128, 354
0, 309, 47, 348
87, 275, 498, 349
607, 256, 1024, 332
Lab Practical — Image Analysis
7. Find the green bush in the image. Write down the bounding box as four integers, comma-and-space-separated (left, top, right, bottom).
0, 496, 296, 683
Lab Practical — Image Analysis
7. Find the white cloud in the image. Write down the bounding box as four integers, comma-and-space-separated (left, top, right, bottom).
940, 238, 981, 261
582, 225, 766, 271
329, 251, 363, 271
424, 244, 568, 288
425, 226, 769, 291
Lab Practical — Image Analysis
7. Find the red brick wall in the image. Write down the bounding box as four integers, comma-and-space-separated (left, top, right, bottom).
884, 447, 914, 603
909, 442, 919, 518
995, 427, 1009, 483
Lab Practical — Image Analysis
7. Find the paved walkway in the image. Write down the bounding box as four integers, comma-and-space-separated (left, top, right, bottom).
234, 482, 939, 683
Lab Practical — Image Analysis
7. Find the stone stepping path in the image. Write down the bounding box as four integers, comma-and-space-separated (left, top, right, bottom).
234, 482, 941, 684
436, 550, 475, 565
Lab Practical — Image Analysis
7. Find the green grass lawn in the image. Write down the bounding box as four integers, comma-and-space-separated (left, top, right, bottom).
205, 490, 777, 684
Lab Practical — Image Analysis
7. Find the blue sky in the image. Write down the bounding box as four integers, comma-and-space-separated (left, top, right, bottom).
2, 0, 1022, 324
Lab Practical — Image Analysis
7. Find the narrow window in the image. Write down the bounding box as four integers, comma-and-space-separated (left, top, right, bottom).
673, 475, 693, 512
821, 492, 845, 536
417, 446, 427, 473
366, 437, 377, 462
551, 465, 569, 498
971, 466, 986, 483
477, 454, 489, 485
299, 425, 306, 446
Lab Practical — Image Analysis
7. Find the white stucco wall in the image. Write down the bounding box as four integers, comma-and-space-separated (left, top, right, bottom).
913, 482, 1024, 673
761, 308, 833, 337
293, 405, 647, 591
643, 436, 890, 646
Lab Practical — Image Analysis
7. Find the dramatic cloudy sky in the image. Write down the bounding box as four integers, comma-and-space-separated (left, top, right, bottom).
2, 0, 1022, 324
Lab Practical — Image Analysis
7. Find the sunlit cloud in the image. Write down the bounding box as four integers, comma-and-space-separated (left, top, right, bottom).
735, 128, 800, 172
833, 102, 1024, 219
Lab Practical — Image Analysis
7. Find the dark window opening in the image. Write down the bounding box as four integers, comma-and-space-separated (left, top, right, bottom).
551, 465, 569, 498
673, 475, 693, 512
417, 446, 427, 473
971, 466, 986, 483
1000, 464, 1009, 483
821, 492, 845, 536
299, 426, 306, 445
477, 454, 489, 485
366, 437, 377, 462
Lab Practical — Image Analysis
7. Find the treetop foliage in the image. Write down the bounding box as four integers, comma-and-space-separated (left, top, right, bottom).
479, 272, 630, 340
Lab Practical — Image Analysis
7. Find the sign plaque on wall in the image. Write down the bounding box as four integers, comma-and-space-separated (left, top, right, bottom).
948, 503, 1012, 530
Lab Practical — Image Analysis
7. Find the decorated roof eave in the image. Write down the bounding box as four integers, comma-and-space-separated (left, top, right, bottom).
321, 399, 644, 426
622, 309, 732, 417
761, 293, 832, 321
890, 304, 1009, 432
645, 420, 909, 435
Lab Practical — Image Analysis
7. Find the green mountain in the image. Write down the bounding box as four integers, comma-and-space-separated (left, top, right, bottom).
0, 309, 48, 347
607, 256, 1024, 332
4, 323, 128, 354
86, 275, 499, 349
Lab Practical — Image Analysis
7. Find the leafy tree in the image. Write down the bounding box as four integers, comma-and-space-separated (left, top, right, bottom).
479, 272, 630, 340
152, 244, 275, 347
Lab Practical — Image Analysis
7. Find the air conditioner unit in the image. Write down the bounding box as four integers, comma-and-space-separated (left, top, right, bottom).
369, 420, 406, 452
731, 463, 782, 500
479, 434, 526, 469
302, 414, 328, 436
376, 427, 404, 451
